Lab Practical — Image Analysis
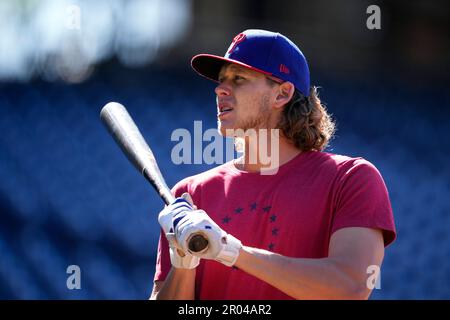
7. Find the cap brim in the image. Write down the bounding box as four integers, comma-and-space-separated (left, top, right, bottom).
191, 54, 272, 83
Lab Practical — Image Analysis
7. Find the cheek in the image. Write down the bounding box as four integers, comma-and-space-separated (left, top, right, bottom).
235, 93, 259, 115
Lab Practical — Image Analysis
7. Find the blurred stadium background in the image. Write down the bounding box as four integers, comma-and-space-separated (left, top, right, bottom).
0, 0, 449, 299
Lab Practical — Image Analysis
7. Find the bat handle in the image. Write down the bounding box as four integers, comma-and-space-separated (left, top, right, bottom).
143, 168, 176, 205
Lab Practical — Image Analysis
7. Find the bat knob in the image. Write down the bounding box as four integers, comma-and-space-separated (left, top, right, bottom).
188, 234, 209, 253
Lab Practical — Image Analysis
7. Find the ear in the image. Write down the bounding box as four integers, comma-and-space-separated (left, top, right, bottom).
274, 82, 295, 109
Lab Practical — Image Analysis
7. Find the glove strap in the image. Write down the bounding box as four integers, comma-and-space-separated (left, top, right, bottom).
216, 234, 242, 267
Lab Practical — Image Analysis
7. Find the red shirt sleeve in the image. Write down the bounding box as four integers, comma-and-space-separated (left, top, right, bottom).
331, 158, 396, 247
153, 229, 170, 282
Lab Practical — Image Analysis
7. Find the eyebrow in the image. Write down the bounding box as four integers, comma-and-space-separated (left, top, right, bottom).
219, 65, 253, 79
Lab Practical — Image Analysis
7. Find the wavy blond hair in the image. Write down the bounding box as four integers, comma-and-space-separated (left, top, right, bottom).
277, 86, 336, 151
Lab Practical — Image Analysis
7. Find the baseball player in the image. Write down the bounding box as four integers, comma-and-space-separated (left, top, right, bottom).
150, 29, 396, 300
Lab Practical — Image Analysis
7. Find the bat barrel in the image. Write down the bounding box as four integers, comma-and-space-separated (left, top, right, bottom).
100, 102, 154, 174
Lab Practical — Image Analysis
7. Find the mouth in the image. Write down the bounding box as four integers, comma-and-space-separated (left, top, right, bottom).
217, 103, 234, 118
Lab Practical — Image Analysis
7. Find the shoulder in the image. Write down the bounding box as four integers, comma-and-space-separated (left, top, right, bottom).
312, 151, 382, 177
171, 161, 233, 197
300, 151, 383, 185
301, 151, 387, 193
316, 152, 389, 202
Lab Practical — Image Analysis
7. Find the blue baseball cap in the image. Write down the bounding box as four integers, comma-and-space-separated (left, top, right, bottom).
191, 29, 310, 96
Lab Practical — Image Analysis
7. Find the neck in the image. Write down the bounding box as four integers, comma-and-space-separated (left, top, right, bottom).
234, 129, 301, 173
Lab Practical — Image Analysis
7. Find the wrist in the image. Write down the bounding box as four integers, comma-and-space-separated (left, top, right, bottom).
171, 266, 198, 275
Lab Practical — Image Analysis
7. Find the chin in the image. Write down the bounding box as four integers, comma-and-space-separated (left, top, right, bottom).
218, 121, 234, 137
218, 126, 230, 137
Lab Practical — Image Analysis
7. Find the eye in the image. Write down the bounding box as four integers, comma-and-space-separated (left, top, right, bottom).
218, 74, 246, 84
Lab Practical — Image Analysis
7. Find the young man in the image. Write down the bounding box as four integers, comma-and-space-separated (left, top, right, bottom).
151, 29, 396, 300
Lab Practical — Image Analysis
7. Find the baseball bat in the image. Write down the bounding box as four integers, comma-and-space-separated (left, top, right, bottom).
100, 102, 208, 253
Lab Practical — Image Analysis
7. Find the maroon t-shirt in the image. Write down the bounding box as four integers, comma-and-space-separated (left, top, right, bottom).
154, 151, 396, 299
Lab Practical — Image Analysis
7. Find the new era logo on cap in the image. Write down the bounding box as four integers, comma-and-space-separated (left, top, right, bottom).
279, 64, 290, 74
191, 29, 310, 96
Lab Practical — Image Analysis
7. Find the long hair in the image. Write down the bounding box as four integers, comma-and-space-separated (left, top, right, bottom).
277, 86, 336, 151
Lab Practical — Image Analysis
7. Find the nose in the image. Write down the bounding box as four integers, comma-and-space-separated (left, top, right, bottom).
215, 82, 231, 96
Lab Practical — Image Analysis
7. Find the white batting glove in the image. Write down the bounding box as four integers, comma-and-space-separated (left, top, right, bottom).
175, 209, 242, 267
158, 194, 200, 269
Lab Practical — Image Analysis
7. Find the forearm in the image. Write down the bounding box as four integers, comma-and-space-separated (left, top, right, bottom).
151, 267, 196, 300
234, 246, 369, 300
